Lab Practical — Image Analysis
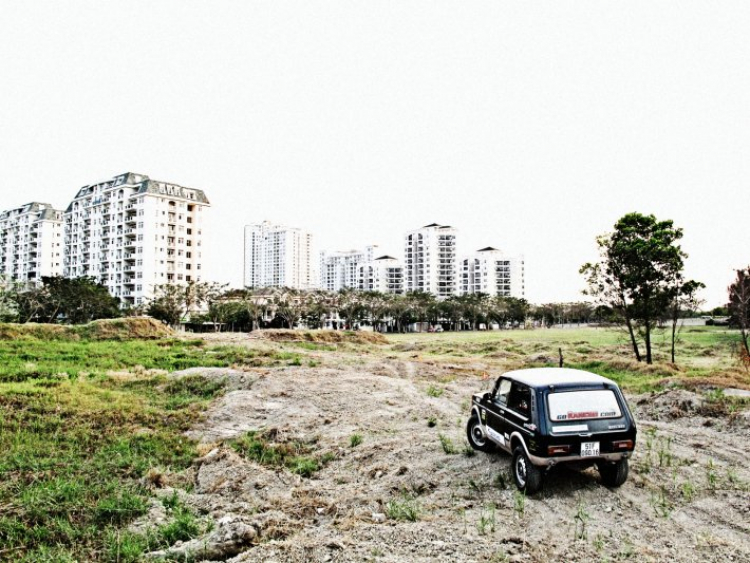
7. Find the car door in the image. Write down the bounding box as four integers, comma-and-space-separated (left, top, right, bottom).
484, 378, 512, 450
503, 381, 534, 443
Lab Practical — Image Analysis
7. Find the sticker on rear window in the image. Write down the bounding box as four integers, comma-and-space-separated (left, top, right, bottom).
548, 390, 622, 422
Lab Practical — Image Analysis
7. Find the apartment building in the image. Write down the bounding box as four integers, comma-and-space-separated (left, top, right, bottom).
64, 172, 209, 307
460, 247, 525, 298
320, 245, 378, 292
357, 255, 404, 294
244, 221, 314, 289
403, 223, 457, 298
0, 202, 63, 284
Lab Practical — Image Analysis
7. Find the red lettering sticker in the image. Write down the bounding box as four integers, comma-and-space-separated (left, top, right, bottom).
567, 411, 598, 419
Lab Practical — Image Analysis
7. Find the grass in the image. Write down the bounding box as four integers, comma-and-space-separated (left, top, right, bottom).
385, 496, 420, 522
388, 326, 747, 393
230, 430, 333, 477
0, 335, 275, 561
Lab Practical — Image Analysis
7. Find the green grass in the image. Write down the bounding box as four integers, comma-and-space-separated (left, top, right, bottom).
0, 337, 260, 561
230, 430, 333, 477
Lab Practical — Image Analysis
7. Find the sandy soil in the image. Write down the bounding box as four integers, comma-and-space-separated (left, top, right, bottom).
142, 333, 750, 563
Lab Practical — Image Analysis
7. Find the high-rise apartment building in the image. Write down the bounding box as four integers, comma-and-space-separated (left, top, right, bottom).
64, 172, 209, 307
244, 221, 314, 289
357, 255, 404, 294
404, 223, 457, 298
460, 247, 525, 298
320, 245, 378, 292
0, 202, 63, 284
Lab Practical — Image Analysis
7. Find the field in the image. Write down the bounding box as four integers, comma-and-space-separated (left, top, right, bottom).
0, 324, 749, 562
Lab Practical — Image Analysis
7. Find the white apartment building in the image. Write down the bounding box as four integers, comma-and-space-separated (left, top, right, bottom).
244, 221, 314, 289
0, 202, 63, 284
357, 255, 404, 294
460, 247, 525, 298
64, 172, 209, 307
404, 223, 457, 298
320, 245, 378, 292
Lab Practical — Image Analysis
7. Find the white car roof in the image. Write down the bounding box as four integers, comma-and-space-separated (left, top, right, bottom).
500, 368, 617, 388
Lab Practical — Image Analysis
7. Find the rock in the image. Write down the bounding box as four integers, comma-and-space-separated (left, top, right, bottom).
372, 512, 387, 523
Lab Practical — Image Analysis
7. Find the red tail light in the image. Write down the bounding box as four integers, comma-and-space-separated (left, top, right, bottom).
612, 440, 634, 450
548, 445, 571, 455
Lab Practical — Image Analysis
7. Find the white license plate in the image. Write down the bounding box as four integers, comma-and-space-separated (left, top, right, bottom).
580, 441, 600, 457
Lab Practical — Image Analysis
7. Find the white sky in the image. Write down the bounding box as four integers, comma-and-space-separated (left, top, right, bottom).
1, 1, 748, 307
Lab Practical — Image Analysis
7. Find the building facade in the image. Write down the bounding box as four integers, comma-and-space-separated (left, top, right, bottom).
320, 245, 378, 292
460, 247, 525, 298
403, 223, 457, 298
357, 255, 404, 294
64, 172, 209, 307
0, 202, 63, 284
244, 221, 315, 289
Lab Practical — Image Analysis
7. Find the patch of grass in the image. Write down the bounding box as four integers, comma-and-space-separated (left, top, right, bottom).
231, 430, 332, 477
350, 433, 363, 448
0, 337, 242, 560
426, 385, 444, 398
385, 496, 420, 522
438, 433, 458, 454
427, 416, 437, 428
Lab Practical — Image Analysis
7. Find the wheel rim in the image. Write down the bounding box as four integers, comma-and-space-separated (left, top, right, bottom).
470, 423, 486, 447
515, 455, 527, 487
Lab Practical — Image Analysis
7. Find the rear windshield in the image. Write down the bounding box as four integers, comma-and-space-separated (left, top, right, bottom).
547, 390, 622, 422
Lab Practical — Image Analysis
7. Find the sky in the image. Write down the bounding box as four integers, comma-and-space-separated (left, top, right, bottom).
1, 1, 748, 308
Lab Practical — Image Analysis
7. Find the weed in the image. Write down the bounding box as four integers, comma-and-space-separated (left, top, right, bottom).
706, 459, 717, 490
463, 443, 477, 457
385, 496, 420, 522
513, 490, 526, 517
426, 385, 444, 398
476, 503, 496, 535
427, 416, 437, 428
438, 433, 458, 454
349, 433, 363, 448
593, 532, 604, 551
650, 486, 672, 518
681, 481, 695, 502
573, 496, 590, 540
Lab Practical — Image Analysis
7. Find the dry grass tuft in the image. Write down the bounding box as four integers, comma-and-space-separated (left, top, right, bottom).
253, 329, 388, 345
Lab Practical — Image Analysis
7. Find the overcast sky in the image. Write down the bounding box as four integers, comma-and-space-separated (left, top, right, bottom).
1, 2, 748, 307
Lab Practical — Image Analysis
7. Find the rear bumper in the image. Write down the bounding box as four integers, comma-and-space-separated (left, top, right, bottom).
528, 451, 632, 467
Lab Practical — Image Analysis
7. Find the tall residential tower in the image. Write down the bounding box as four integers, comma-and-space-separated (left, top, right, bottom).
403, 223, 457, 298
64, 172, 210, 307
243, 221, 314, 289
0, 202, 63, 284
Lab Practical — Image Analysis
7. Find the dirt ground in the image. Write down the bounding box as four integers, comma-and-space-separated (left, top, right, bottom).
140, 332, 750, 563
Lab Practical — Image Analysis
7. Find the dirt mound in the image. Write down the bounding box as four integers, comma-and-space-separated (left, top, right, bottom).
252, 329, 388, 345
78, 317, 173, 340
0, 317, 172, 341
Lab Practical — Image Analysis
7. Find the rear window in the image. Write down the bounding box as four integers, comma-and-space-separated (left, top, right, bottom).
547, 390, 622, 421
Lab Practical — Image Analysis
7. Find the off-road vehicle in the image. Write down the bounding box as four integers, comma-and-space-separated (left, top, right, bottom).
466, 368, 637, 493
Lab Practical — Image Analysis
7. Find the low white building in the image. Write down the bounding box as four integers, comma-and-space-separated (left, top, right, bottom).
0, 202, 63, 284
404, 223, 458, 298
64, 172, 210, 307
460, 247, 525, 298
357, 255, 404, 294
244, 221, 315, 290
320, 245, 378, 292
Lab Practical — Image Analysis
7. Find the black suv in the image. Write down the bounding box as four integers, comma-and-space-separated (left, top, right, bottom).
466, 368, 637, 493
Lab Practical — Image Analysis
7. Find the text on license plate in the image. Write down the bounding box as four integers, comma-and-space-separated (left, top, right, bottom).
580, 442, 600, 457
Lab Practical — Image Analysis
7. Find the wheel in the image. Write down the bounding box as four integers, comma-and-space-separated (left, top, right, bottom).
512, 446, 543, 494
598, 459, 629, 487
466, 415, 494, 452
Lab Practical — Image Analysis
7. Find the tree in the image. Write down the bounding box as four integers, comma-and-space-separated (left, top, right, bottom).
666, 280, 704, 364
147, 281, 227, 327
581, 213, 701, 364
728, 267, 750, 356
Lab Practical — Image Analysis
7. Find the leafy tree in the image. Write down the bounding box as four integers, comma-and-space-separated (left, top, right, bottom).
728, 267, 750, 355
581, 212, 700, 364
666, 280, 704, 364
38, 276, 120, 324
147, 281, 227, 327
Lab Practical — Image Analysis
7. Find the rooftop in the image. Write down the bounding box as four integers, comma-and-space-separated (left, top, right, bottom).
499, 368, 617, 389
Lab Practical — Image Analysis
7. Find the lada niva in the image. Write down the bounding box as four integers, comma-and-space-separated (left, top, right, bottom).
466, 368, 637, 493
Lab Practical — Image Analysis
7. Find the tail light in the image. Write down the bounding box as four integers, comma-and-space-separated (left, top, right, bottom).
547, 445, 571, 455
612, 440, 634, 450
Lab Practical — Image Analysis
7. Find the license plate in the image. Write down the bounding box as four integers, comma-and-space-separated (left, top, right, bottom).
581, 441, 600, 457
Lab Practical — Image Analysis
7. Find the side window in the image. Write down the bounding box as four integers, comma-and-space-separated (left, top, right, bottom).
494, 379, 512, 406
507, 383, 531, 418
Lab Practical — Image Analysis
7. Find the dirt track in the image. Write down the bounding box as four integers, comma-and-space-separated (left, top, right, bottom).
141, 334, 750, 562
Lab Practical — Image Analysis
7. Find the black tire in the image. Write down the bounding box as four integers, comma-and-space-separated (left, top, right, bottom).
512, 446, 543, 494
598, 459, 629, 487
466, 415, 494, 452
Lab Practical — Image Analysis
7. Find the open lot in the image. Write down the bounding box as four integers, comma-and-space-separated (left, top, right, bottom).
1, 324, 748, 562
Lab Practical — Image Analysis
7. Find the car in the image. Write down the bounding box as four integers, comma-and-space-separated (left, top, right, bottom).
466, 367, 637, 494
